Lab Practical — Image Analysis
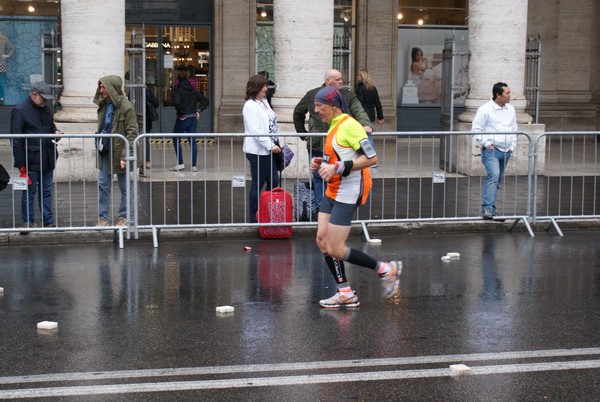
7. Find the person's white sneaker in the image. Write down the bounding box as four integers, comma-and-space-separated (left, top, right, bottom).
379, 261, 402, 298
170, 164, 185, 171
319, 291, 360, 308
192, 166, 197, 172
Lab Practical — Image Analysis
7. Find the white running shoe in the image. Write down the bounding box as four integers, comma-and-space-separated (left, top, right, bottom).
319, 291, 360, 308
380, 261, 402, 298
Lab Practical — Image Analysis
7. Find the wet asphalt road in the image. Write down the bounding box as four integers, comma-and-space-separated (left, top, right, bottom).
0, 230, 599, 401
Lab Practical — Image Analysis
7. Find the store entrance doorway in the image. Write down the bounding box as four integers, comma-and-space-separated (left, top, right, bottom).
127, 25, 211, 135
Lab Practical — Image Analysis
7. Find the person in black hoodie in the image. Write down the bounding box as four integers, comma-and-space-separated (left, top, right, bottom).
170, 71, 209, 171
11, 81, 62, 229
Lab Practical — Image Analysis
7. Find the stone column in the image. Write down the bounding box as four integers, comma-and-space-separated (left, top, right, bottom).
355, 0, 397, 132
459, 0, 530, 123
272, 0, 333, 176
272, 0, 333, 124
212, 0, 253, 133
456, 0, 545, 176
53, 0, 125, 181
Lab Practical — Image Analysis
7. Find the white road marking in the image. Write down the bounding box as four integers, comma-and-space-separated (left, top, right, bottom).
1, 347, 599, 385
0, 348, 599, 399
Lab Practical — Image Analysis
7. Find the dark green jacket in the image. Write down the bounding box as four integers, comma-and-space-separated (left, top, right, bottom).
93, 75, 140, 172
293, 85, 372, 152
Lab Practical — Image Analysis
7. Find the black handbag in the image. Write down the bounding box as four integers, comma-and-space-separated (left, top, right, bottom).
273, 148, 285, 172
0, 164, 10, 192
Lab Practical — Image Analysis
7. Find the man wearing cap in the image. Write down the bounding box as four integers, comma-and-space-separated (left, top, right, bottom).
11, 81, 61, 230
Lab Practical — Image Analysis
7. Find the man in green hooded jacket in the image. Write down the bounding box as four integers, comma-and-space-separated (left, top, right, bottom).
93, 75, 139, 227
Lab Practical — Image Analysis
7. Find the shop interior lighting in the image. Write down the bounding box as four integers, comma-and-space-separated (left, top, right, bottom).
260, 8, 267, 18
417, 18, 424, 25
397, 12, 403, 20
28, 5, 35, 12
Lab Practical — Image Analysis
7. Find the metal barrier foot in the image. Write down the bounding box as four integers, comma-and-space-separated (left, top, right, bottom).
507, 217, 535, 238
152, 226, 159, 248
546, 218, 564, 237
113, 227, 124, 249
360, 221, 382, 244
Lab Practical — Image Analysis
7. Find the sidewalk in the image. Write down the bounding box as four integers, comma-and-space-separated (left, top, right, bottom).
1, 136, 599, 244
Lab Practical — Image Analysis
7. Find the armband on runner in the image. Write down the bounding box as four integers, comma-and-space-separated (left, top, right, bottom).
334, 160, 354, 177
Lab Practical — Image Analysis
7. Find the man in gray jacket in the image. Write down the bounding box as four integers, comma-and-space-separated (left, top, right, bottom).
293, 69, 372, 208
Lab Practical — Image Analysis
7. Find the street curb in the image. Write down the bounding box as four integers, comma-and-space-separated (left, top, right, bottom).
0, 219, 598, 246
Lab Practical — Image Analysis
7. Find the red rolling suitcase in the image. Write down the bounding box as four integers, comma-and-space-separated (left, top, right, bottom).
258, 187, 293, 239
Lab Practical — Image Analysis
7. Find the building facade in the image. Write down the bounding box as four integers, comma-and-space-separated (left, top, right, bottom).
0, 0, 598, 136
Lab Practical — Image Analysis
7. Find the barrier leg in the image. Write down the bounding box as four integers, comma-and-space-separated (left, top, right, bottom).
152, 226, 159, 248
118, 227, 124, 249
360, 221, 371, 241
546, 217, 564, 237
521, 217, 535, 238
508, 217, 535, 238
360, 221, 382, 244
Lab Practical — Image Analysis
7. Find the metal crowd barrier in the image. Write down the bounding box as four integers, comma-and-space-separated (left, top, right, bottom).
350, 131, 534, 238
132, 131, 535, 246
0, 133, 131, 248
132, 133, 313, 246
532, 132, 600, 236
3, 131, 598, 246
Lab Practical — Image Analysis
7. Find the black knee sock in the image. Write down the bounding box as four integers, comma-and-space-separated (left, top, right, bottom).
324, 255, 347, 285
344, 247, 378, 271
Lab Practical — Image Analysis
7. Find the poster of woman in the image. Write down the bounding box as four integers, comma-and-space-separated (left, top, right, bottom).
408, 45, 443, 103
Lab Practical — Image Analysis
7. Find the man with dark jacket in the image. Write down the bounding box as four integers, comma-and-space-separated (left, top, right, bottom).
11, 81, 61, 229
170, 71, 209, 171
293, 69, 372, 207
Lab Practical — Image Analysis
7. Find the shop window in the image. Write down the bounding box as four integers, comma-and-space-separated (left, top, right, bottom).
397, 1, 469, 107
397, 0, 468, 26
0, 1, 60, 106
0, 17, 58, 106
397, 26, 468, 107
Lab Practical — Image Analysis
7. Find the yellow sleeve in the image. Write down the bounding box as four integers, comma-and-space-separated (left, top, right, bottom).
338, 118, 367, 151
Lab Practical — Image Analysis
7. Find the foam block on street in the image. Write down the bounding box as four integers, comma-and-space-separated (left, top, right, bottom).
0, 287, 4, 293
447, 252, 461, 259
449, 364, 471, 374
37, 321, 58, 330
441, 255, 451, 261
368, 238, 382, 244
216, 305, 234, 313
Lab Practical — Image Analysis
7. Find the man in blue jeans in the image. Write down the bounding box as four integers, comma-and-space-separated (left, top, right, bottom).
472, 82, 517, 220
11, 81, 62, 231
93, 75, 139, 227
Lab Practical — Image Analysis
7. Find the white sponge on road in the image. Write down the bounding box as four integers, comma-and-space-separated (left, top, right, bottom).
37, 321, 58, 330
449, 363, 471, 375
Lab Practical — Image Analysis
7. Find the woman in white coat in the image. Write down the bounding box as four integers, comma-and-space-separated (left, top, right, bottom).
243, 74, 281, 223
